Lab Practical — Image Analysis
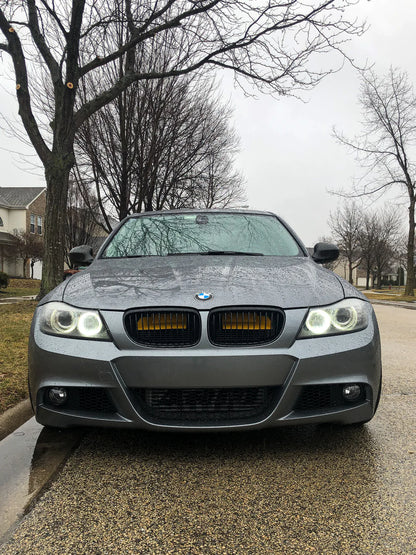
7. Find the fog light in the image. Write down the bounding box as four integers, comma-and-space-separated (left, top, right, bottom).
48, 387, 68, 406
342, 384, 362, 402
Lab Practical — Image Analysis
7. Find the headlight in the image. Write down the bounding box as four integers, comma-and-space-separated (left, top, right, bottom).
298, 299, 369, 338
39, 302, 110, 340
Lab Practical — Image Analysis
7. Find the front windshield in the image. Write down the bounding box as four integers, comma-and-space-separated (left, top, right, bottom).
101, 213, 303, 258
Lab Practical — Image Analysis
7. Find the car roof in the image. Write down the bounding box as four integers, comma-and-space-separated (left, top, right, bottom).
124, 208, 277, 219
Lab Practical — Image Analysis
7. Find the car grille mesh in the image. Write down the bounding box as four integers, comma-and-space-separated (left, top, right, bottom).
208, 308, 283, 345
44, 387, 117, 414
294, 385, 335, 411
124, 309, 201, 347
133, 387, 279, 424
77, 388, 116, 413
294, 384, 366, 411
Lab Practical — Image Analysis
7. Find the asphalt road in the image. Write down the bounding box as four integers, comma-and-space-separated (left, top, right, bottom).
1, 304, 415, 554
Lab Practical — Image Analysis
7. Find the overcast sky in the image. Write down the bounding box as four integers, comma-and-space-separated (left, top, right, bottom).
1, 0, 416, 246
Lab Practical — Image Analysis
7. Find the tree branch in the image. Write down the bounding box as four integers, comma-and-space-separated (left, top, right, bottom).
39, 0, 68, 38
65, 0, 86, 82
0, 8, 51, 165
27, 0, 61, 83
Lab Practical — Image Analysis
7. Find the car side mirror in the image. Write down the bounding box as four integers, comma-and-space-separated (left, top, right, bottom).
69, 245, 94, 268
311, 242, 339, 264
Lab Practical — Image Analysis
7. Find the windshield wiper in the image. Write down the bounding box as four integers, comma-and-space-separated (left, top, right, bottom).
167, 252, 201, 256
167, 250, 264, 256
201, 250, 264, 256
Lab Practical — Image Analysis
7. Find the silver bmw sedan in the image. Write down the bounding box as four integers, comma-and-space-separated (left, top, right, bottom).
29, 210, 381, 431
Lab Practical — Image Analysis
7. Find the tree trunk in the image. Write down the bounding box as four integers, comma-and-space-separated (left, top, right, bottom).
348, 260, 353, 284
366, 269, 370, 290
39, 159, 72, 298
405, 197, 416, 296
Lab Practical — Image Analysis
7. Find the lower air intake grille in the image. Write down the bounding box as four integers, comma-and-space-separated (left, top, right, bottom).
294, 384, 366, 412
294, 385, 335, 411
133, 387, 279, 424
208, 307, 284, 346
44, 387, 116, 414
124, 309, 201, 347
77, 388, 116, 413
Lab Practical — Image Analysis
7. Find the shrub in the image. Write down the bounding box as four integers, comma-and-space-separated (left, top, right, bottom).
0, 271, 9, 289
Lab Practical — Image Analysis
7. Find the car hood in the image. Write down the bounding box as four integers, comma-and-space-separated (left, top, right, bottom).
51, 255, 355, 311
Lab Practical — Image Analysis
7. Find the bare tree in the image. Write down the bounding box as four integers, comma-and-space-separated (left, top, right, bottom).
73, 69, 245, 228
372, 208, 402, 288
335, 68, 416, 296
0, 1, 363, 296
184, 150, 245, 210
358, 213, 378, 290
359, 207, 402, 289
7, 231, 44, 278
328, 202, 362, 284
65, 180, 104, 265
394, 235, 410, 287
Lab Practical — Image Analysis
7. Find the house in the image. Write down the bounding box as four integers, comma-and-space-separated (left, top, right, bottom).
0, 187, 46, 278
331, 257, 406, 288
331, 258, 361, 286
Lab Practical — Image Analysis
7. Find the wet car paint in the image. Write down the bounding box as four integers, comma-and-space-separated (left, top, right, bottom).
28, 210, 381, 431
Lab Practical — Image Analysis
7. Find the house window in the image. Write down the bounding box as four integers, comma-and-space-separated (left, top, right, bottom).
0, 217, 3, 227
37, 216, 42, 235
30, 214, 35, 233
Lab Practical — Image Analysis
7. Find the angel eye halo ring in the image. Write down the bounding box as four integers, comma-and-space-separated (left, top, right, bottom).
40, 302, 109, 340
299, 299, 368, 338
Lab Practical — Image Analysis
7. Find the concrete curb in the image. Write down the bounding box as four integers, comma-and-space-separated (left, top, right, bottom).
0, 399, 34, 442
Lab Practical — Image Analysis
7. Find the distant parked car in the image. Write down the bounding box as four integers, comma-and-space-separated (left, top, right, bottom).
29, 210, 381, 431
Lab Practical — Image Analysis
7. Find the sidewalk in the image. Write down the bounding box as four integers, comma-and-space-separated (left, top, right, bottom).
0, 295, 37, 305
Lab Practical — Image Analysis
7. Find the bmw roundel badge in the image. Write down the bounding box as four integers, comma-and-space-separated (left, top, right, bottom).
196, 292, 212, 301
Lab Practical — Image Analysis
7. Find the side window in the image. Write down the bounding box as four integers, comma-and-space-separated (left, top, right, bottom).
30, 214, 35, 233
37, 216, 42, 235
0, 216, 3, 227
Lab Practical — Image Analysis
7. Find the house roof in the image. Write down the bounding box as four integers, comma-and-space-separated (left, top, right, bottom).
0, 231, 16, 245
0, 187, 46, 209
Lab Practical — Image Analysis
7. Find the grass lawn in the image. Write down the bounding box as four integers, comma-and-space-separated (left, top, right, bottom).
362, 288, 416, 302
0, 278, 41, 298
0, 301, 37, 414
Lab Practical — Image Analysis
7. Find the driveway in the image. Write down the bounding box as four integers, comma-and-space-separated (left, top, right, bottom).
1, 304, 415, 554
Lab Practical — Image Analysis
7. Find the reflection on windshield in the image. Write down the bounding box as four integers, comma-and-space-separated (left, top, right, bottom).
101, 213, 303, 258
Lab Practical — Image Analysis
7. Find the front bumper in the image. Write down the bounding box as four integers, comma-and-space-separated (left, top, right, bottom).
29, 306, 381, 430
